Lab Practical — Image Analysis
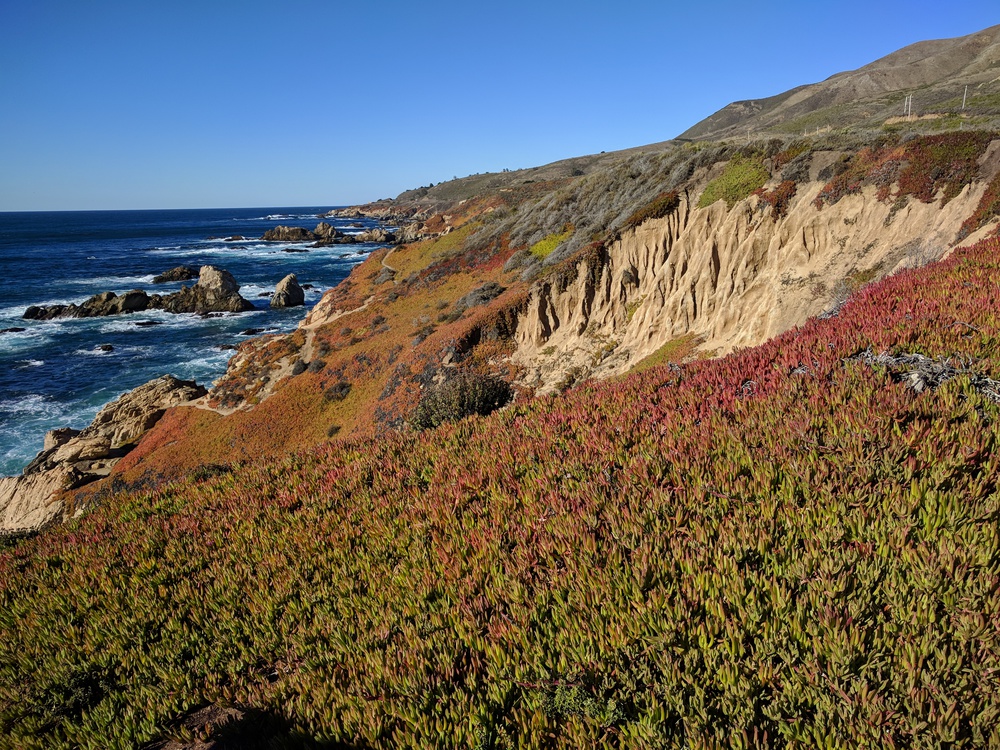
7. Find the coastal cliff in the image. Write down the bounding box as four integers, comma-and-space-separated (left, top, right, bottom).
5, 130, 1000, 530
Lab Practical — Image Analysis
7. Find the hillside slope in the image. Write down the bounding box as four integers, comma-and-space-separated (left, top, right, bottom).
3, 234, 1000, 748
680, 24, 1000, 140
80, 131, 1000, 485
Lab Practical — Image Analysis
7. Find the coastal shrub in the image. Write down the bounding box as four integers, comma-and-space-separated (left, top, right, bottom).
5, 237, 1000, 747
814, 131, 997, 208
529, 226, 574, 259
772, 140, 810, 170
754, 180, 798, 219
323, 380, 352, 402
779, 150, 812, 183
410, 371, 512, 430
697, 155, 770, 208
620, 191, 680, 234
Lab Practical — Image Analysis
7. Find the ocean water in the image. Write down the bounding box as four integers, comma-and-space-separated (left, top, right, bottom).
0, 207, 386, 476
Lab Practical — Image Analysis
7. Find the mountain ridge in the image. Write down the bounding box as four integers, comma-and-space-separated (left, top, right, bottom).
679, 24, 1000, 140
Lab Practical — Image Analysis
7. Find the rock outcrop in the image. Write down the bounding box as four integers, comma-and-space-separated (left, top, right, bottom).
270, 273, 305, 308
313, 222, 338, 239
263, 222, 400, 246
24, 290, 154, 319
1, 375, 207, 532
160, 266, 255, 314
354, 227, 397, 244
22, 265, 254, 320
0, 469, 77, 532
262, 225, 317, 242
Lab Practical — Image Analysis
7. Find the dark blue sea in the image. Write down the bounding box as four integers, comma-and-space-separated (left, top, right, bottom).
0, 207, 385, 475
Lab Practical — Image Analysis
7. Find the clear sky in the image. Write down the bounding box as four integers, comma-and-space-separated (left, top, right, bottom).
1, 1, 997, 210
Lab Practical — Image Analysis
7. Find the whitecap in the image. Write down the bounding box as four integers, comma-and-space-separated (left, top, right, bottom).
0, 394, 49, 415
62, 274, 157, 288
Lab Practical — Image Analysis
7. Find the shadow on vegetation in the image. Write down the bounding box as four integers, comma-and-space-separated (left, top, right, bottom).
143, 703, 366, 750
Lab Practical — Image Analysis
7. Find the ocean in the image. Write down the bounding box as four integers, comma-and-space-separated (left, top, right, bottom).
0, 207, 385, 476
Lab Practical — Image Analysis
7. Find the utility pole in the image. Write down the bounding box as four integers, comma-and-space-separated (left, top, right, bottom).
963, 85, 968, 110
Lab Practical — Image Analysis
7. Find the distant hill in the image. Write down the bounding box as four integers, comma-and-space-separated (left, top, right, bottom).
680, 24, 1000, 140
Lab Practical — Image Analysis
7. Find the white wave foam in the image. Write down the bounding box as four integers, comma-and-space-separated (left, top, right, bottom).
62, 274, 156, 288
0, 394, 49, 416
248, 213, 321, 221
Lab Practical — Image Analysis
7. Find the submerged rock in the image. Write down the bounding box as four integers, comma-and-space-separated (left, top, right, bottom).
152, 265, 199, 283
270, 273, 305, 308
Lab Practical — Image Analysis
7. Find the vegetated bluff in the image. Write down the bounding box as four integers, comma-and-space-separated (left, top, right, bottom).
39, 125, 1000, 520
3, 213, 1000, 748
3, 24, 1000, 747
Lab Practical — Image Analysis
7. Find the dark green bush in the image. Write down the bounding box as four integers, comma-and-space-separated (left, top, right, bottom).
323, 381, 352, 402
411, 372, 512, 430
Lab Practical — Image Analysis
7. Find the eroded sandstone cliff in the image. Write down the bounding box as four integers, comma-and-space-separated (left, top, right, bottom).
511, 177, 996, 392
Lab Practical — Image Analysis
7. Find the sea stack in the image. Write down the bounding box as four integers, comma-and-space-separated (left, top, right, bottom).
270, 273, 305, 308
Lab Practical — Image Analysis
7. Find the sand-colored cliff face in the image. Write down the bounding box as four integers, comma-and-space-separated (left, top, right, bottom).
513, 180, 994, 392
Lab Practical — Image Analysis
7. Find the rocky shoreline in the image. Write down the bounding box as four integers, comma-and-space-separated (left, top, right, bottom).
1, 219, 391, 532
0, 375, 208, 531
23, 265, 256, 320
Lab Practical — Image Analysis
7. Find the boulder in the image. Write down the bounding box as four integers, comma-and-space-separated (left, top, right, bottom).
270, 273, 305, 308
262, 225, 316, 242
152, 266, 199, 283
198, 265, 240, 296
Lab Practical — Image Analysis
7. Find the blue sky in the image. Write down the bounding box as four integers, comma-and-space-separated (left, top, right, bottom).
1, 1, 997, 210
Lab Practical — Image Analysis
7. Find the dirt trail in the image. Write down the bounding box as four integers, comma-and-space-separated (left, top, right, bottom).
188, 295, 378, 416
381, 246, 398, 283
